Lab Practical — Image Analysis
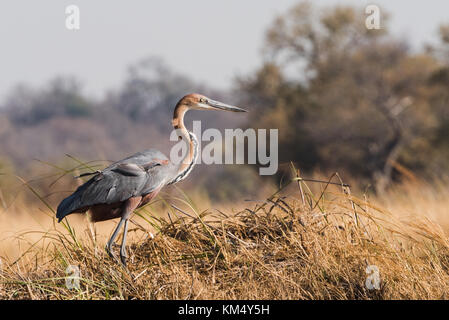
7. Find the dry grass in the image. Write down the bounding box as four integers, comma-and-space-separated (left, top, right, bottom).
1, 176, 449, 300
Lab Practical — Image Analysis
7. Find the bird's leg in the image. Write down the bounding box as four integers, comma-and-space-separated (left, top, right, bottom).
119, 218, 129, 266
115, 196, 142, 266
106, 218, 125, 259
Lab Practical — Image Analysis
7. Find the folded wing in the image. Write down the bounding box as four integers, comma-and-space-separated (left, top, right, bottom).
56, 149, 171, 222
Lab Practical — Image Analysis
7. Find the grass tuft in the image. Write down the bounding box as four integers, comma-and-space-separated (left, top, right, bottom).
1, 173, 449, 299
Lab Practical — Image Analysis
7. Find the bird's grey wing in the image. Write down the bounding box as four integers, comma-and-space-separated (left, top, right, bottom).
111, 163, 148, 176
83, 160, 167, 205
111, 162, 167, 176
56, 152, 171, 221
83, 170, 146, 205
57, 169, 145, 222
108, 149, 169, 167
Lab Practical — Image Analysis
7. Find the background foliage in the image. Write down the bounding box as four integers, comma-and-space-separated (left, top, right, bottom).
1, 2, 449, 201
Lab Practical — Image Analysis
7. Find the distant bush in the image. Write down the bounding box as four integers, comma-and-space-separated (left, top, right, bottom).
238, 2, 449, 191
4, 77, 93, 126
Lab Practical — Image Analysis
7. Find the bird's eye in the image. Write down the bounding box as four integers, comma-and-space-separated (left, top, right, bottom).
199, 98, 205, 103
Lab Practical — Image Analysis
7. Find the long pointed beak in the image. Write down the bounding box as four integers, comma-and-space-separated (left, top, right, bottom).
207, 99, 248, 112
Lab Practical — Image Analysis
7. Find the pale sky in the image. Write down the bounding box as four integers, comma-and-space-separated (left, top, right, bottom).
0, 0, 447, 101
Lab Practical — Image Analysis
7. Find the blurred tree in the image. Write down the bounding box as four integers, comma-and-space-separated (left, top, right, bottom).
4, 77, 92, 126
424, 24, 449, 177
108, 57, 198, 132
238, 2, 443, 191
200, 165, 265, 202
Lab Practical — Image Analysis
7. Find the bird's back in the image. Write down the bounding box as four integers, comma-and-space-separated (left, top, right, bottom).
56, 149, 172, 222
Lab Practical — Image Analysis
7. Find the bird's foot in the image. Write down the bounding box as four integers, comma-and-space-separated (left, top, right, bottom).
105, 244, 113, 258
120, 248, 128, 267
120, 253, 127, 267
105, 244, 127, 266
105, 244, 121, 264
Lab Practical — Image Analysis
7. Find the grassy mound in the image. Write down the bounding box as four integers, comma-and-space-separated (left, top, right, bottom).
1, 180, 449, 299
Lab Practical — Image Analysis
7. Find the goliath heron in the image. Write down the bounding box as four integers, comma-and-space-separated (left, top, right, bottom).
56, 93, 247, 265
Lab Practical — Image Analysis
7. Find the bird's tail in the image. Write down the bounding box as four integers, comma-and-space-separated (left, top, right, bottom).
56, 181, 92, 222
56, 193, 78, 222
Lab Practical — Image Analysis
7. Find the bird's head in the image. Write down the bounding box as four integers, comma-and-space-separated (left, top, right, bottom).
178, 93, 248, 113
